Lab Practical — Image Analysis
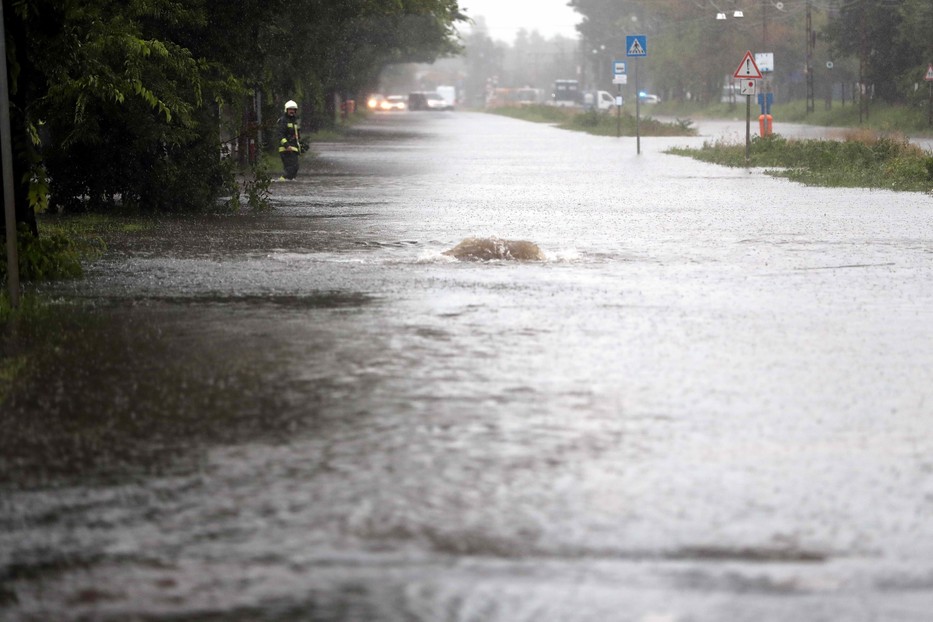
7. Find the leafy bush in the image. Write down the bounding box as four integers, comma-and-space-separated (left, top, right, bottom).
1, 226, 89, 283
225, 158, 273, 212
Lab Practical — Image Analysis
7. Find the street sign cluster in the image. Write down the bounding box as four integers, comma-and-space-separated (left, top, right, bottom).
612, 60, 627, 85
734, 51, 762, 95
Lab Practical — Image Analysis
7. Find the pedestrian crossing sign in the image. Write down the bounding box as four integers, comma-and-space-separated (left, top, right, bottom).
626, 35, 647, 57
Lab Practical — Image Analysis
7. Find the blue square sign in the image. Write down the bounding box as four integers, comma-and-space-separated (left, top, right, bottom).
626, 35, 647, 57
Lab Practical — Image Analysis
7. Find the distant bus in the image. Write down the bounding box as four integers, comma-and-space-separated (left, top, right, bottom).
552, 79, 580, 107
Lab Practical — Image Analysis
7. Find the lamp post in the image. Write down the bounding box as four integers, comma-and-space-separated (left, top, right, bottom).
591, 44, 605, 93
713, 4, 744, 107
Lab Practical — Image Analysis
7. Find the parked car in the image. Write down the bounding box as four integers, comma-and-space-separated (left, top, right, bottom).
408, 91, 451, 111
380, 95, 407, 111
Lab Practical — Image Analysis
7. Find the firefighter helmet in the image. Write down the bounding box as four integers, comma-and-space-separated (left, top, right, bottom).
284, 100, 298, 111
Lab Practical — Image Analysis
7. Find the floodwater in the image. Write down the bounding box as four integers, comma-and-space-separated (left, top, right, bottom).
2, 111, 933, 621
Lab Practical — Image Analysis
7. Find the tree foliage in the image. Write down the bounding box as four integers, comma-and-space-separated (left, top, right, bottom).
568, 0, 930, 106
2, 0, 465, 224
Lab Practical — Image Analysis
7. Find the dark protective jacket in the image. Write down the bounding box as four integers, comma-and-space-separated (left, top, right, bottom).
277, 113, 301, 153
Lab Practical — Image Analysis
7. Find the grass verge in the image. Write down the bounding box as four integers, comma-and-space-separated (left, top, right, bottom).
667, 131, 933, 193
487, 105, 697, 137
651, 99, 933, 137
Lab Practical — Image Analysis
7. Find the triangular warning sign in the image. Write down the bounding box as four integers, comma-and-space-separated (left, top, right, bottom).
925, 64, 933, 82
734, 51, 763, 79
628, 39, 645, 56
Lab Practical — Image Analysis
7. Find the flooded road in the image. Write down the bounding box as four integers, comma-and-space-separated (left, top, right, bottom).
3, 111, 933, 621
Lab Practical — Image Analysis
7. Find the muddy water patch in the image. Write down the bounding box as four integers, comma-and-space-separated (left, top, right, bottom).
0, 296, 376, 488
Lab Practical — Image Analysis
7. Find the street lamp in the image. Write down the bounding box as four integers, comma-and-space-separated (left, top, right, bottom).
590, 44, 605, 91
713, 5, 743, 20
712, 3, 745, 107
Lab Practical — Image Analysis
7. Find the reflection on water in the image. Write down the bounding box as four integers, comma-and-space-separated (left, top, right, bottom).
2, 112, 933, 621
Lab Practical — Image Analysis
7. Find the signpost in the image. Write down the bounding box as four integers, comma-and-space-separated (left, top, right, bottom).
733, 51, 762, 165
612, 61, 627, 138
626, 35, 647, 155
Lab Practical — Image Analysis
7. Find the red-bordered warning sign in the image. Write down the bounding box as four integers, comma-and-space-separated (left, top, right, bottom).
734, 51, 763, 79
925, 63, 933, 82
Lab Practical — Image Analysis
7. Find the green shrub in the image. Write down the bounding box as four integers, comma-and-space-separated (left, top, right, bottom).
574, 109, 602, 128
1, 225, 85, 283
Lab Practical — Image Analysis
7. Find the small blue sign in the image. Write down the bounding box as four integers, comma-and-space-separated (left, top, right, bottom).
626, 35, 647, 57
757, 92, 774, 115
613, 61, 627, 75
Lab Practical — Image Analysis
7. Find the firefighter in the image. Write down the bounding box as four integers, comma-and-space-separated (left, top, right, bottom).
277, 100, 301, 180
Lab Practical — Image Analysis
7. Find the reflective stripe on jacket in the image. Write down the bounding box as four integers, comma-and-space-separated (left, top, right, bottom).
277, 115, 301, 153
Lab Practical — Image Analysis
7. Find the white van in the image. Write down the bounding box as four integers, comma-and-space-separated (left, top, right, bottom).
584, 90, 620, 111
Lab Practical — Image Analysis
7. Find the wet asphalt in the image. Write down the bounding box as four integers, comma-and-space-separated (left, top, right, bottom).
2, 110, 933, 621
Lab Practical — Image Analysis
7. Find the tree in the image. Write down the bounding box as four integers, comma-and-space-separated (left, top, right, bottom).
823, 0, 909, 104
1, 0, 465, 225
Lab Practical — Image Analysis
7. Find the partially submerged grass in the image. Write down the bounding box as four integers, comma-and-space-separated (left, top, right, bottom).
41, 212, 155, 238
1, 213, 128, 401
651, 98, 933, 137
488, 105, 578, 125
0, 292, 69, 405
667, 130, 933, 193
487, 104, 697, 137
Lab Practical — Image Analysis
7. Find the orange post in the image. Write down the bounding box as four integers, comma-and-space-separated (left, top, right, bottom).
758, 114, 773, 137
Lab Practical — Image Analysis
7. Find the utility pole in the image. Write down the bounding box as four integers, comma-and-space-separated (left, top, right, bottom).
762, 0, 768, 50
1, 0, 21, 308
858, 0, 869, 123
806, 1, 815, 114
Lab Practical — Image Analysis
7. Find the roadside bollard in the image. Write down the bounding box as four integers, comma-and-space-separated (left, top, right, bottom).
759, 113, 773, 137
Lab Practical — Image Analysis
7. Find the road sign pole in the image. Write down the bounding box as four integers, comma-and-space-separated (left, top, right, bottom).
733, 51, 762, 168
625, 35, 646, 156
616, 83, 622, 138
635, 61, 641, 155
